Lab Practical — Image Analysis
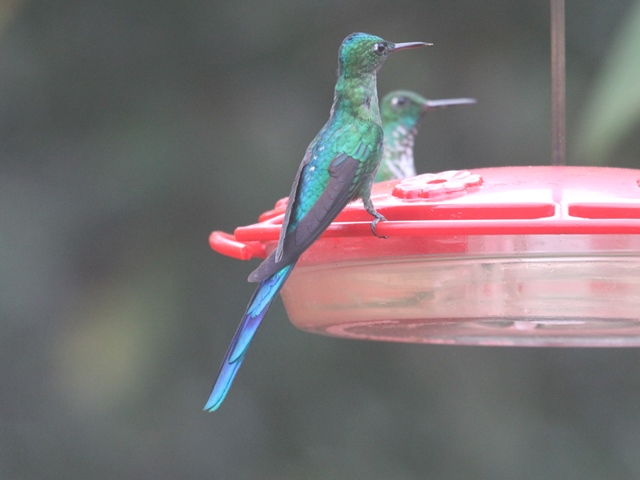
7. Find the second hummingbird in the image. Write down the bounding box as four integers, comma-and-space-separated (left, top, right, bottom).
376, 90, 476, 182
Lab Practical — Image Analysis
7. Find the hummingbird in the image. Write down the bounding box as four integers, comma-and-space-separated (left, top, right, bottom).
205, 33, 429, 411
375, 90, 476, 182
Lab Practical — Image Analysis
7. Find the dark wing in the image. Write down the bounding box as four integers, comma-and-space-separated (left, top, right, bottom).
248, 152, 362, 283
275, 149, 308, 264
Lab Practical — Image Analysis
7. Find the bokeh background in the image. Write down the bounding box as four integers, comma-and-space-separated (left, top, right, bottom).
3, 0, 640, 478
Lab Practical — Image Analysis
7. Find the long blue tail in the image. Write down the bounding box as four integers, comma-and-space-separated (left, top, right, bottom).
204, 264, 294, 411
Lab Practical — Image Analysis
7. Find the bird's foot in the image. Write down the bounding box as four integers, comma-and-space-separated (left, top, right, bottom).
363, 196, 388, 238
370, 213, 387, 239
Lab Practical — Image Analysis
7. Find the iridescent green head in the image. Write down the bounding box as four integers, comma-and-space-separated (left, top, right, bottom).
381, 90, 432, 133
382, 90, 477, 136
338, 33, 430, 77
376, 91, 476, 182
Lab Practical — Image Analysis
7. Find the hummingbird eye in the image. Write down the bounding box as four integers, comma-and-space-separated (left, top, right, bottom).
391, 96, 408, 107
372, 42, 387, 55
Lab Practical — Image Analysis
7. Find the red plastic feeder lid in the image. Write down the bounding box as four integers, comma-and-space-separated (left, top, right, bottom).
211, 166, 640, 347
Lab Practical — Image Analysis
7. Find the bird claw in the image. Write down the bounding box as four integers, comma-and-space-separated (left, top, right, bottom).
370, 214, 388, 239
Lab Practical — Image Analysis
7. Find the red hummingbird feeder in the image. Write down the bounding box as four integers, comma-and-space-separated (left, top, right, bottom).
210, 1, 640, 347
211, 166, 640, 347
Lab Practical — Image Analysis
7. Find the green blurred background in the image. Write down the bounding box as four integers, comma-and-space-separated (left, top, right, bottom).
2, 0, 640, 478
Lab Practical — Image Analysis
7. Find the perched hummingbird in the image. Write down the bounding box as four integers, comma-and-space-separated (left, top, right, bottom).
205, 33, 429, 411
375, 90, 476, 182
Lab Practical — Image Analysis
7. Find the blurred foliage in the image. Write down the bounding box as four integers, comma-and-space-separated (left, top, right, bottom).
0, 1, 24, 32
575, 0, 640, 165
2, 1, 640, 479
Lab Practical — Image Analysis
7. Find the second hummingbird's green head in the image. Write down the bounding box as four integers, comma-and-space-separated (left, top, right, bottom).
381, 90, 477, 132
338, 33, 430, 77
381, 90, 431, 129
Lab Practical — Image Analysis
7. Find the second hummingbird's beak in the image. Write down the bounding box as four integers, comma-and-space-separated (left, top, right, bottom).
391, 41, 432, 52
422, 98, 477, 112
